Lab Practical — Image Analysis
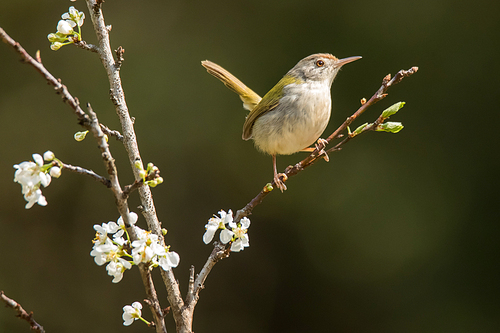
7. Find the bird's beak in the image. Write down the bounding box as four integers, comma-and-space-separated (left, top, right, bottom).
336, 56, 362, 67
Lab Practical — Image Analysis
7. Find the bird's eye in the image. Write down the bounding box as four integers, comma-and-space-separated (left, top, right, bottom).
316, 59, 325, 67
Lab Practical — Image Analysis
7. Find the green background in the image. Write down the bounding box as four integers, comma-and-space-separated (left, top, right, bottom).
1, 0, 498, 332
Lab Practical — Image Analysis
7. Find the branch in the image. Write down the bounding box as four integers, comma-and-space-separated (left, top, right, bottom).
2, 23, 168, 332
191, 242, 230, 302
234, 66, 418, 222
1, 291, 45, 333
73, 39, 99, 53
85, 1, 175, 332
62, 162, 111, 187
0, 27, 90, 125
0, 27, 122, 143
140, 266, 167, 330
181, 243, 231, 332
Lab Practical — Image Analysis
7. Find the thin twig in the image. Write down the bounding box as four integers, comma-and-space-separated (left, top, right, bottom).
192, 242, 230, 300
73, 39, 99, 53
234, 66, 418, 222
122, 179, 143, 199
62, 162, 111, 187
1, 291, 45, 333
100, 123, 124, 141
0, 27, 89, 124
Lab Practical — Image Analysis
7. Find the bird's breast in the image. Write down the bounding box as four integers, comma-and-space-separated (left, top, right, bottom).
252, 81, 332, 155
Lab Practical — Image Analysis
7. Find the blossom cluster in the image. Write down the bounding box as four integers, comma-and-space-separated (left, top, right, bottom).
203, 209, 250, 252
47, 6, 85, 50
91, 212, 180, 283
13, 151, 62, 209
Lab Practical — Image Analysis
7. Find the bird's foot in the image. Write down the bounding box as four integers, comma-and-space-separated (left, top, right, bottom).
315, 138, 329, 162
274, 173, 288, 192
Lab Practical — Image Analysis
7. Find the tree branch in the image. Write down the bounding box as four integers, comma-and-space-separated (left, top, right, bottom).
84, 1, 176, 331
0, 27, 90, 124
0, 27, 123, 142
2, 14, 171, 333
0, 291, 45, 333
62, 162, 111, 187
73, 39, 99, 53
234, 66, 418, 222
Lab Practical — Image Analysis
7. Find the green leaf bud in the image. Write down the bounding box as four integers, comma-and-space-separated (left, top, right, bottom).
381, 102, 405, 118
376, 122, 404, 133
353, 122, 369, 135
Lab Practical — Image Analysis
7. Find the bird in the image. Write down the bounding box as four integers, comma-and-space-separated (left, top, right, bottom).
202, 53, 361, 191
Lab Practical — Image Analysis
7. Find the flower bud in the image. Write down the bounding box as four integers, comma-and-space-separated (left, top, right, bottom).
43, 150, 55, 161
47, 33, 58, 42
74, 130, 88, 141
57, 20, 74, 35
263, 183, 274, 192
50, 166, 62, 178
50, 42, 63, 51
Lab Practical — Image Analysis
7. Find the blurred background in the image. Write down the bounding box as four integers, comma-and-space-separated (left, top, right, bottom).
1, 0, 499, 332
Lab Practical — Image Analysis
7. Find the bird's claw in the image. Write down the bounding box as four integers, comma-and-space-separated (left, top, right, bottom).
315, 138, 329, 162
274, 173, 288, 192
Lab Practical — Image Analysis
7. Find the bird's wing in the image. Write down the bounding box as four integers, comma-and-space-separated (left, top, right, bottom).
242, 74, 302, 140
242, 98, 279, 140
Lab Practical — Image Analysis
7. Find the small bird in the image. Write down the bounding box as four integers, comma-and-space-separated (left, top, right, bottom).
202, 53, 361, 191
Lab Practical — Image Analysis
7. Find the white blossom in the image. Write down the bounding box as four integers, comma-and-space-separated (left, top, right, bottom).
203, 209, 251, 251
203, 217, 220, 244
14, 154, 52, 209
106, 258, 132, 283
158, 251, 180, 271
62, 6, 85, 27
203, 209, 233, 244
122, 302, 142, 326
24, 188, 47, 209
117, 212, 138, 227
228, 217, 250, 252
220, 229, 234, 244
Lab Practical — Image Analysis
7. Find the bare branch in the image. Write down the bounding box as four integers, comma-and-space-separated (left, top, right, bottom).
140, 267, 167, 330
1, 291, 45, 333
73, 39, 99, 53
192, 242, 230, 300
62, 162, 111, 187
122, 179, 143, 199
0, 27, 89, 125
100, 123, 123, 141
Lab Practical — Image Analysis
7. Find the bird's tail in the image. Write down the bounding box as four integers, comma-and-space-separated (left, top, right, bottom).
201, 60, 262, 111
